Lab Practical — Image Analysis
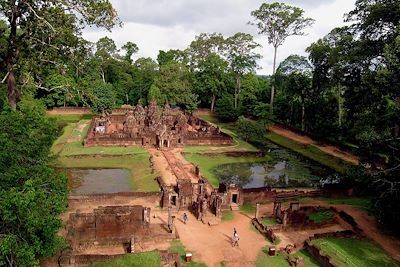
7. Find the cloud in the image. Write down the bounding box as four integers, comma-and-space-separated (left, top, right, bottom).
82, 0, 356, 75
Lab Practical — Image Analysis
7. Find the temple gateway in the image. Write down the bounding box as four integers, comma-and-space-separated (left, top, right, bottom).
84, 100, 232, 148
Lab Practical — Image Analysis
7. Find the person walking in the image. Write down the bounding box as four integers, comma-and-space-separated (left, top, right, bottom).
183, 212, 188, 224
232, 232, 239, 247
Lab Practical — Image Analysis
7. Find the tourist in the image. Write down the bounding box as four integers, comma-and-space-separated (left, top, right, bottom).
232, 232, 239, 247
183, 213, 188, 224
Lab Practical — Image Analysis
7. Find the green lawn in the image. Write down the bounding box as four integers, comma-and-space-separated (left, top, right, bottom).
169, 240, 207, 267
256, 247, 322, 267
240, 202, 256, 214
266, 132, 351, 173
48, 114, 92, 124
310, 237, 399, 267
308, 210, 334, 223
90, 251, 161, 267
183, 153, 269, 188
319, 196, 371, 211
261, 217, 278, 226
221, 210, 234, 221
58, 154, 159, 192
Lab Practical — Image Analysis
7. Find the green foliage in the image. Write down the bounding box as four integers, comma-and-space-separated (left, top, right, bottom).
0, 97, 68, 266
90, 251, 162, 267
89, 81, 115, 114
235, 116, 265, 144
256, 247, 289, 267
147, 84, 165, 105
215, 94, 239, 122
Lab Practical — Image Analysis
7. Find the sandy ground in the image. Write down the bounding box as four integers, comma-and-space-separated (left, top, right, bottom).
174, 211, 267, 267
269, 125, 359, 165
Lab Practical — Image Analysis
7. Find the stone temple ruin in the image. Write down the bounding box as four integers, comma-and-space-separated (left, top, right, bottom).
84, 100, 232, 148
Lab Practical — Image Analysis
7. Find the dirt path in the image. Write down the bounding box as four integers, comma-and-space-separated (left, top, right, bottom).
148, 148, 177, 186
175, 212, 268, 267
269, 125, 359, 165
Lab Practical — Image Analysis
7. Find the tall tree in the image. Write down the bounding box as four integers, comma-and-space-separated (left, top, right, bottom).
189, 33, 227, 111
224, 32, 261, 109
250, 2, 314, 113
0, 0, 120, 109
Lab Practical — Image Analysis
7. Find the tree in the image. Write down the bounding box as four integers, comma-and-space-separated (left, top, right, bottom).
121, 41, 139, 64
224, 32, 261, 109
88, 81, 115, 114
276, 55, 312, 130
155, 63, 198, 110
215, 94, 239, 122
0, 0, 120, 109
147, 84, 165, 105
250, 2, 314, 113
0, 96, 68, 266
189, 33, 227, 111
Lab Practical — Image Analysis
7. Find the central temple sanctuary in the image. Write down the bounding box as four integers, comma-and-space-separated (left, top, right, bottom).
84, 100, 232, 148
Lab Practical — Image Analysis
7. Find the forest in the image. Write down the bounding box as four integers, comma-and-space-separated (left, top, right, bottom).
0, 0, 399, 266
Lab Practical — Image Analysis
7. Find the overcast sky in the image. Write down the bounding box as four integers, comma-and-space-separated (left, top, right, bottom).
82, 0, 356, 75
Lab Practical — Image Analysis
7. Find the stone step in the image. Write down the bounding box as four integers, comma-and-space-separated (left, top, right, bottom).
230, 204, 240, 211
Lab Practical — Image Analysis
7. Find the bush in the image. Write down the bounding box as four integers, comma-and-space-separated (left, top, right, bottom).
215, 94, 239, 122
235, 116, 265, 144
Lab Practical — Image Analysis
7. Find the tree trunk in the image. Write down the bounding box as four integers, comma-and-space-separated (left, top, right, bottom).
337, 83, 342, 127
210, 93, 216, 112
235, 74, 241, 109
126, 92, 129, 104
301, 89, 305, 131
270, 46, 278, 114
6, 2, 18, 110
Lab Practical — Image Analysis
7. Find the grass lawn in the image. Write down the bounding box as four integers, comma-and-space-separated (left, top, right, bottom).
221, 210, 234, 221
266, 132, 351, 173
240, 202, 256, 214
58, 154, 159, 192
48, 114, 92, 124
90, 251, 161, 267
319, 196, 371, 211
256, 247, 289, 267
183, 154, 269, 188
308, 209, 334, 223
169, 240, 207, 267
310, 237, 400, 267
261, 217, 278, 226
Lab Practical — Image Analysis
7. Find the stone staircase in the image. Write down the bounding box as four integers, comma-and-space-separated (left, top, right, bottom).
230, 203, 240, 211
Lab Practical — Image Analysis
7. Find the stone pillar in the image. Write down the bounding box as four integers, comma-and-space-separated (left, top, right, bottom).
171, 215, 176, 235
283, 211, 288, 227
255, 203, 260, 220
130, 236, 135, 253
168, 207, 173, 233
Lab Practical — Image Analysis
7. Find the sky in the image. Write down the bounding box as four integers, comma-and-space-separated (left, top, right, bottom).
82, 0, 356, 75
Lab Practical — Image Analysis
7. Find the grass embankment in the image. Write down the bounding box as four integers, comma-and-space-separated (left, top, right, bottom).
183, 153, 269, 188
49, 114, 92, 123
90, 251, 162, 267
310, 237, 399, 267
319, 196, 371, 211
266, 132, 350, 173
169, 240, 207, 267
256, 247, 321, 267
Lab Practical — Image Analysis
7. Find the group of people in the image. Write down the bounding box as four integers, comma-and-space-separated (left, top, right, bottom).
182, 213, 239, 247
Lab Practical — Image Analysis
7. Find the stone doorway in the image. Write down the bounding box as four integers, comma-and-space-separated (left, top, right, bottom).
231, 193, 238, 204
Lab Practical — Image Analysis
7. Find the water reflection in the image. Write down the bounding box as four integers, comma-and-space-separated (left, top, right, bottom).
213, 141, 335, 188
67, 168, 132, 195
